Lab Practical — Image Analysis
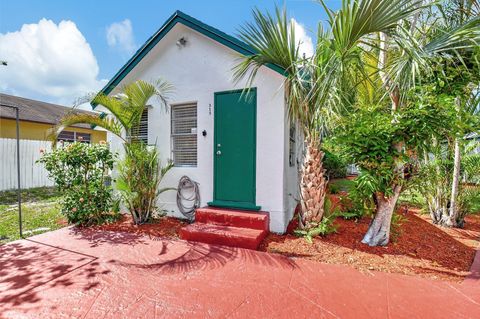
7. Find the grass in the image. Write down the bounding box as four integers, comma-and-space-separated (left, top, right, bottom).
0, 187, 64, 244
398, 189, 425, 208
0, 186, 62, 205
328, 178, 355, 193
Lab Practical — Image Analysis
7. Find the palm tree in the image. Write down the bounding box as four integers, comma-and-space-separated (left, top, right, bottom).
350, 0, 480, 245
49, 79, 172, 144
234, 0, 424, 231
49, 79, 173, 225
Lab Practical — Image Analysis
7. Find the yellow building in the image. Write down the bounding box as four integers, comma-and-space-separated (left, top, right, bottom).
0, 93, 106, 143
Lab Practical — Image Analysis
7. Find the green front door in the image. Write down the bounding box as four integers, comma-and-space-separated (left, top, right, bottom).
208, 89, 259, 210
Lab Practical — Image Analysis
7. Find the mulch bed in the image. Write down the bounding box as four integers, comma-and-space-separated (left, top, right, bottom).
88, 209, 480, 283
259, 208, 480, 282
93, 214, 188, 239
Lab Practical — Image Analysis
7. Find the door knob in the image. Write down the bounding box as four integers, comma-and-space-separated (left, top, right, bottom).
217, 144, 221, 147
216, 150, 222, 155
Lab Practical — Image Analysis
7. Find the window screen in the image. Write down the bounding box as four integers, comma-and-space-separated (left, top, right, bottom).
171, 103, 197, 166
58, 131, 91, 143
129, 108, 148, 143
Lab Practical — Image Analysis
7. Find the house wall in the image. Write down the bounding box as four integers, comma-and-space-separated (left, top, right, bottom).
110, 23, 292, 232
0, 118, 106, 143
283, 119, 302, 230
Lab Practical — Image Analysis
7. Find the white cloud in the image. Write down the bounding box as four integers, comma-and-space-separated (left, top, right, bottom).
0, 19, 106, 107
290, 19, 314, 58
106, 19, 136, 55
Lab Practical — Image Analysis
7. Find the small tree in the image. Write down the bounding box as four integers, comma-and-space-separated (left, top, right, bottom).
341, 0, 480, 245
234, 1, 423, 233
38, 142, 118, 225
49, 80, 174, 225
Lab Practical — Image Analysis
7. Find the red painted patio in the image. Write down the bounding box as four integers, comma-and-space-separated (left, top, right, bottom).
1, 227, 479, 319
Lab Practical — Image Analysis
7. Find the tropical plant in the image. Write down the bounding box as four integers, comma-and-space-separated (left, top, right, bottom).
322, 140, 348, 179
234, 0, 424, 232
332, 0, 480, 245
116, 143, 175, 224
38, 142, 119, 225
414, 141, 480, 227
49, 80, 172, 144
294, 198, 339, 242
49, 79, 174, 225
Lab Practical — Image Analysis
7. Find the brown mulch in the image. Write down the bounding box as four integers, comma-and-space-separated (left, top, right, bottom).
87, 209, 480, 283
93, 214, 188, 239
259, 208, 480, 282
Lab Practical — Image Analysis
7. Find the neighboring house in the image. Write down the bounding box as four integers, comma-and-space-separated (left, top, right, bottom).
0, 93, 107, 191
0, 93, 106, 143
96, 11, 299, 233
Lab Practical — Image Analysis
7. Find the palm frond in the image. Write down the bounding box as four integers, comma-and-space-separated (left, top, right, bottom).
48, 113, 124, 146
388, 14, 480, 99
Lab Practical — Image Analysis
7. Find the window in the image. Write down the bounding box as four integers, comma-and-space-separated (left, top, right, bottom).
129, 108, 148, 143
289, 122, 296, 167
58, 131, 91, 143
171, 103, 197, 166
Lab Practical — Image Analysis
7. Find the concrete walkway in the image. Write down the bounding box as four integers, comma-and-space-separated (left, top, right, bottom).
1, 227, 479, 318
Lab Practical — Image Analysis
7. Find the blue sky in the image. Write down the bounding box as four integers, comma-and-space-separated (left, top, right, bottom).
0, 0, 340, 106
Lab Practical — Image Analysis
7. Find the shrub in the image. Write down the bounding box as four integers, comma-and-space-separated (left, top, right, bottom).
295, 198, 338, 243
322, 141, 348, 179
117, 143, 175, 224
38, 142, 119, 226
328, 183, 341, 194
336, 173, 377, 221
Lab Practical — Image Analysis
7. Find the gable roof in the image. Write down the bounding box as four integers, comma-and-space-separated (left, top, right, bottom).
0, 93, 96, 129
93, 10, 285, 107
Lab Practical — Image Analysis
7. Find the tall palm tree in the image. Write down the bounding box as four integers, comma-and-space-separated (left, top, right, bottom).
49, 79, 172, 143
356, 0, 480, 244
234, 0, 423, 230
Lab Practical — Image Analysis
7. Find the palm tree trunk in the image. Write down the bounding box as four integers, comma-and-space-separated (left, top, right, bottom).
299, 133, 328, 228
442, 97, 462, 227
444, 135, 461, 227
362, 186, 402, 246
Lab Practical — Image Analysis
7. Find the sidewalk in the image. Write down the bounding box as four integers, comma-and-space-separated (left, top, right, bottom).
1, 226, 479, 318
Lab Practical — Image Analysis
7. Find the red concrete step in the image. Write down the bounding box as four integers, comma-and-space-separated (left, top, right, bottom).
195, 207, 269, 231
179, 223, 267, 250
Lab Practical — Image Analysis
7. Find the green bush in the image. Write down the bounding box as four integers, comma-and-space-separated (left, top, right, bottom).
117, 143, 174, 224
322, 141, 348, 179
38, 142, 119, 226
294, 198, 338, 243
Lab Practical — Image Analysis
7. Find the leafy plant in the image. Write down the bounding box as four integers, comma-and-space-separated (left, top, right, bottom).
49, 80, 175, 225
49, 80, 172, 144
337, 210, 363, 221
294, 214, 338, 244
294, 198, 339, 243
38, 142, 119, 226
328, 183, 341, 194
322, 141, 349, 179
116, 143, 175, 224
391, 212, 407, 242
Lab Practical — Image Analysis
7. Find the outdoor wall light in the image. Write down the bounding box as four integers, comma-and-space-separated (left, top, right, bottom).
176, 37, 187, 47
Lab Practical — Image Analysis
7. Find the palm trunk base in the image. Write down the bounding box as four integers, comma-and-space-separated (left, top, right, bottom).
299, 136, 327, 229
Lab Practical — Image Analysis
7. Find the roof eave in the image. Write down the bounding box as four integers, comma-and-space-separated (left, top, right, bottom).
91, 10, 286, 109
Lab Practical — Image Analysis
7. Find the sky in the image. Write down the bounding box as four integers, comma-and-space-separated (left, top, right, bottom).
0, 0, 340, 108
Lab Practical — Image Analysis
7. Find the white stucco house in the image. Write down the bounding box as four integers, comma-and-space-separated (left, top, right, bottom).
95, 11, 300, 234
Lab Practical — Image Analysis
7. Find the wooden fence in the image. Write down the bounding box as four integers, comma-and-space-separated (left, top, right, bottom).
0, 138, 54, 191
